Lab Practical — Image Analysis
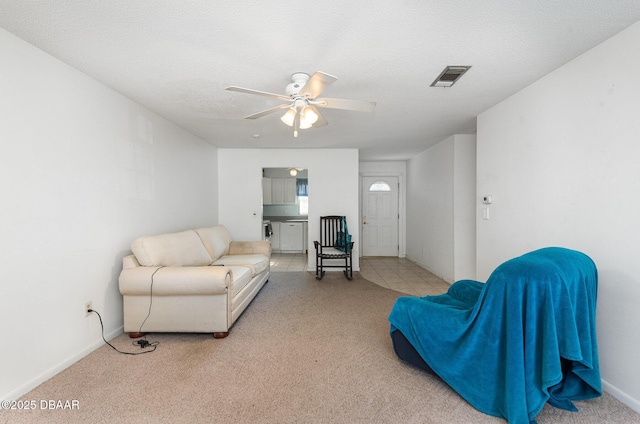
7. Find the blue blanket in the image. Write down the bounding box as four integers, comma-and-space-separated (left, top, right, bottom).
388, 247, 601, 424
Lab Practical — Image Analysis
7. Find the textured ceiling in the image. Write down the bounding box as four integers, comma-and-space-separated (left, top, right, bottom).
2, 1, 640, 160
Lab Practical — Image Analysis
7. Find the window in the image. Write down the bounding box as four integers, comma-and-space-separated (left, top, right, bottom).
298, 196, 309, 215
296, 179, 308, 196
297, 178, 309, 215
369, 180, 391, 192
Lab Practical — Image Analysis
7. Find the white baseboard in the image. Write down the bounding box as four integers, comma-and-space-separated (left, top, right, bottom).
602, 378, 640, 414
3, 326, 123, 402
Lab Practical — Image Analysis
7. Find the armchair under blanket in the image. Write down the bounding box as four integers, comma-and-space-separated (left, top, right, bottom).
389, 247, 601, 423
313, 215, 354, 280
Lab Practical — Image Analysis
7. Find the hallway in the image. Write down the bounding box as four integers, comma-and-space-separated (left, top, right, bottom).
270, 253, 450, 297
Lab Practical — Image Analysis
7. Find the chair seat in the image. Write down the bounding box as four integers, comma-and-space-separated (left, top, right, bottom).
318, 247, 349, 258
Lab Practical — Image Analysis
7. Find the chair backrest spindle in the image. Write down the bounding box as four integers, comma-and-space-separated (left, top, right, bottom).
320, 215, 343, 247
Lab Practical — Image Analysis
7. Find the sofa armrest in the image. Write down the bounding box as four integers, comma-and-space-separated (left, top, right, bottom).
119, 266, 231, 296
122, 254, 141, 269
229, 240, 271, 257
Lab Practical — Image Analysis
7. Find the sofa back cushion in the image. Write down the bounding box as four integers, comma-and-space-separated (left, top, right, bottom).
131, 230, 213, 267
195, 225, 232, 261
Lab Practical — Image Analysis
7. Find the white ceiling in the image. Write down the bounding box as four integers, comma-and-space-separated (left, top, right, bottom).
2, 1, 640, 161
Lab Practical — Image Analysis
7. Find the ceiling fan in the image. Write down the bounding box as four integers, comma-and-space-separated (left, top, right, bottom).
225, 71, 376, 137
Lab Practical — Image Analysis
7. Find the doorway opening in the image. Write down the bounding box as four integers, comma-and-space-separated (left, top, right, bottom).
262, 168, 309, 271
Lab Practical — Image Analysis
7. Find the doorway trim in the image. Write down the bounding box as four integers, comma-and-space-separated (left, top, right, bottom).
359, 172, 406, 258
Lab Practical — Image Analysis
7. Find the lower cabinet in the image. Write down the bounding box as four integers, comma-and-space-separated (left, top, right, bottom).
269, 221, 307, 253
280, 222, 303, 252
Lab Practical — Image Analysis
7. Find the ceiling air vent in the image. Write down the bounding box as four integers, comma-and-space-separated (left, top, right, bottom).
430, 66, 472, 87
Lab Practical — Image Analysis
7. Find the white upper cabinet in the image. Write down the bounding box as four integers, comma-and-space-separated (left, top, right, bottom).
266, 178, 296, 205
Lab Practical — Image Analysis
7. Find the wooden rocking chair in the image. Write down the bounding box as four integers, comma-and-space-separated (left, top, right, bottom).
313, 215, 354, 280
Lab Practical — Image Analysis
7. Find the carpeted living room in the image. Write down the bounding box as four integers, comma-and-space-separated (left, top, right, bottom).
6, 270, 640, 423
3, 2, 640, 424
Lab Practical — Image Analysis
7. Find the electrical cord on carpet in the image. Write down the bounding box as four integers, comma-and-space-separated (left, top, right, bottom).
88, 308, 158, 355
86, 265, 165, 355
126, 265, 166, 351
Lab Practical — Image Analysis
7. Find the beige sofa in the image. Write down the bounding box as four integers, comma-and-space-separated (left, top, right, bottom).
119, 225, 270, 338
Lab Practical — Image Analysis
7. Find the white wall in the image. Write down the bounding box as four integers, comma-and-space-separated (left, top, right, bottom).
406, 135, 476, 282
0, 29, 218, 401
453, 135, 477, 279
476, 21, 640, 411
218, 149, 360, 271
359, 161, 407, 257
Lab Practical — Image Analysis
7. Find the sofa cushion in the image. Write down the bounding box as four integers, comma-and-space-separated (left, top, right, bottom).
131, 230, 213, 267
228, 266, 253, 298
195, 226, 232, 261
213, 254, 269, 277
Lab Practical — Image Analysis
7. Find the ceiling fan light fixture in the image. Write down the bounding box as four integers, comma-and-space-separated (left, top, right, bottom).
299, 120, 312, 130
301, 107, 318, 126
299, 108, 314, 129
289, 168, 298, 176
280, 108, 296, 127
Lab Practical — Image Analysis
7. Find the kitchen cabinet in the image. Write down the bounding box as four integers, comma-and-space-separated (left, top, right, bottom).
279, 222, 303, 252
262, 177, 272, 204
283, 178, 297, 204
269, 178, 297, 205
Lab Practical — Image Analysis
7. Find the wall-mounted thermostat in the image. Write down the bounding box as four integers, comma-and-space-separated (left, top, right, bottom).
482, 195, 492, 204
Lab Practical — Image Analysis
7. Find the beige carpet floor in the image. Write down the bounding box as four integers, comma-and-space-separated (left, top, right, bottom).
4, 271, 639, 423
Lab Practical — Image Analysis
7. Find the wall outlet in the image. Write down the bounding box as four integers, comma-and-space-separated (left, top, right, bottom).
85, 301, 92, 317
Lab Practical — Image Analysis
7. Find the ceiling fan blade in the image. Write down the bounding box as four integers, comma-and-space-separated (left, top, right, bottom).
244, 104, 291, 120
225, 86, 291, 102
315, 97, 376, 113
299, 71, 337, 99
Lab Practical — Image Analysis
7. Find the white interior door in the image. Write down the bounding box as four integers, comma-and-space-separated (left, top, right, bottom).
362, 176, 399, 256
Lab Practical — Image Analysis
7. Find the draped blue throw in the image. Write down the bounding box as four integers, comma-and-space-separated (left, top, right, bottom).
296, 178, 308, 196
388, 247, 601, 424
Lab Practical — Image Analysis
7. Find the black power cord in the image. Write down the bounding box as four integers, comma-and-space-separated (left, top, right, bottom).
87, 265, 165, 355
137, 266, 164, 335
89, 309, 158, 355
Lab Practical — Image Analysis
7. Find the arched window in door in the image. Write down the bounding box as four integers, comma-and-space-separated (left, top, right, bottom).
369, 180, 391, 192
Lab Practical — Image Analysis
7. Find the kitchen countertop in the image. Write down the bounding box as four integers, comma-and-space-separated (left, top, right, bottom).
265, 216, 308, 222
